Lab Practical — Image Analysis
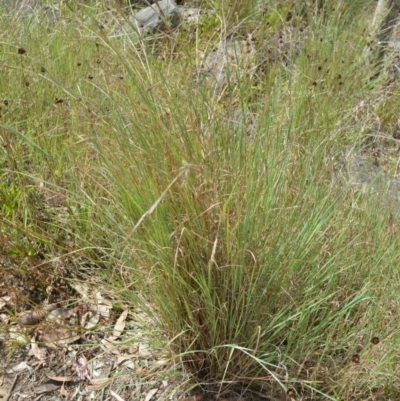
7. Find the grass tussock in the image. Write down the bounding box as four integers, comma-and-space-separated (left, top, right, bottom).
1, 0, 400, 399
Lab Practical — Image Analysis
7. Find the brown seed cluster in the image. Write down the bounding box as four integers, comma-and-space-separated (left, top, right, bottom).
371, 336, 380, 345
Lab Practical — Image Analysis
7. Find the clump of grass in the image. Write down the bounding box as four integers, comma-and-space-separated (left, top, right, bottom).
1, 0, 400, 399
86, 2, 400, 399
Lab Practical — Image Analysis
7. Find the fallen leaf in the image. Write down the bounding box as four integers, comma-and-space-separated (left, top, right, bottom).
7, 361, 31, 373
47, 306, 78, 323
84, 312, 100, 329
112, 309, 128, 339
18, 304, 59, 326
153, 359, 170, 368
13, 393, 30, 399
34, 380, 61, 394
144, 388, 158, 401
29, 340, 46, 360
120, 359, 135, 370
59, 384, 69, 397
87, 377, 113, 391
8, 327, 29, 343
74, 284, 90, 298
31, 360, 46, 368
41, 327, 81, 346
47, 375, 73, 382
100, 338, 114, 349
115, 354, 137, 369
110, 389, 126, 401
92, 360, 106, 377
0, 295, 11, 308
94, 293, 113, 318
137, 342, 153, 358
18, 311, 44, 326
0, 313, 10, 323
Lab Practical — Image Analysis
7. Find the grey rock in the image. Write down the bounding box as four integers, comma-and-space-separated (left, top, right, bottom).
104, 2, 211, 39
344, 148, 400, 214
131, 2, 213, 36
179, 6, 214, 25
132, 0, 180, 34
346, 152, 383, 192
201, 34, 256, 89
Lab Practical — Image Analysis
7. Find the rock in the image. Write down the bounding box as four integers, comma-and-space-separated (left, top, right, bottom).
201, 34, 256, 89
132, 0, 181, 34
178, 6, 214, 25
99, 1, 212, 39
380, 0, 400, 42
377, 0, 400, 75
344, 148, 400, 214
346, 150, 385, 192
380, 3, 400, 53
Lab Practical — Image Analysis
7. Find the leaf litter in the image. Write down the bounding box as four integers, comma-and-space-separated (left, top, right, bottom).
1, 265, 186, 401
